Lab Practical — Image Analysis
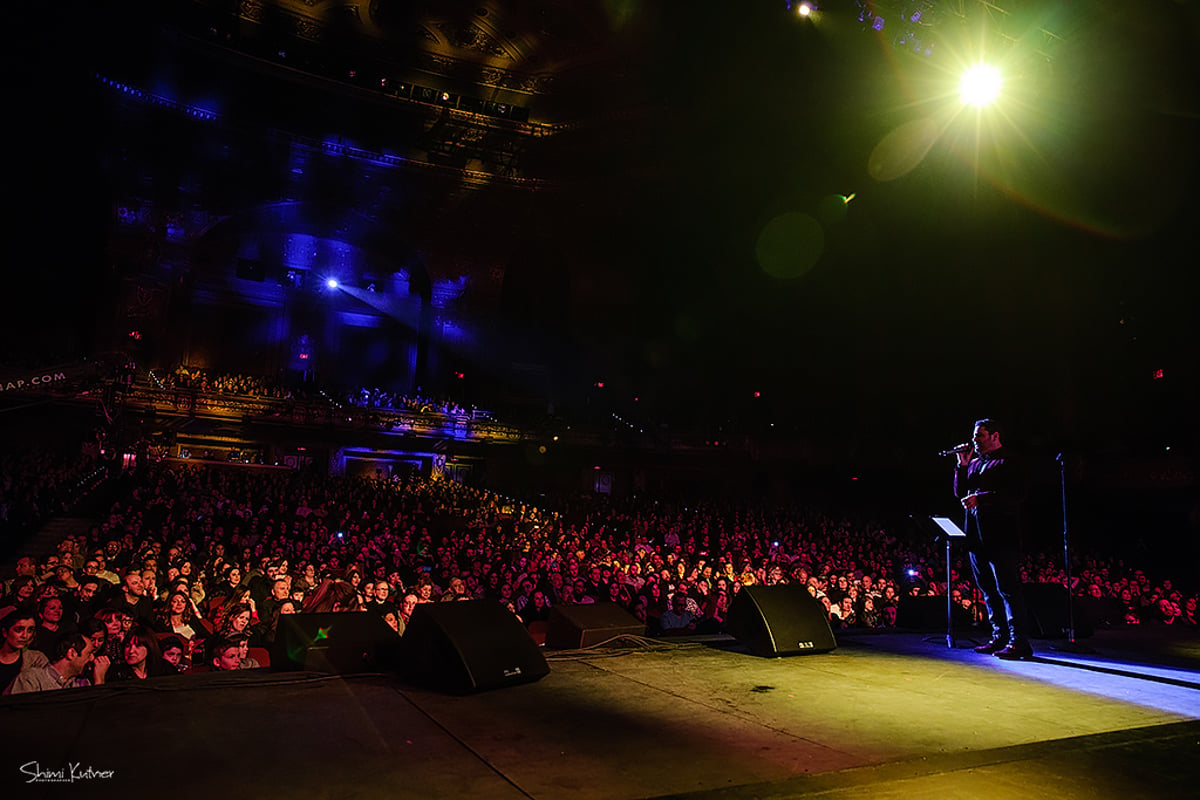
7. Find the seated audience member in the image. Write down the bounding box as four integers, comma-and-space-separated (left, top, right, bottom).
158, 590, 203, 641
33, 596, 75, 655
658, 594, 698, 636
158, 635, 187, 673
1183, 597, 1198, 626
8, 632, 109, 693
3, 557, 38, 595
303, 579, 360, 613
380, 607, 405, 635
364, 582, 393, 614
216, 602, 256, 641
258, 596, 302, 646
209, 636, 242, 671
439, 577, 468, 603
259, 578, 290, 621
398, 594, 419, 626
75, 577, 109, 623
0, 575, 38, 618
76, 618, 110, 686
695, 591, 730, 635
94, 607, 130, 663
519, 591, 552, 627
116, 569, 155, 626
831, 596, 856, 629
91, 553, 121, 587
110, 625, 170, 681
858, 595, 882, 628
0, 608, 50, 694
229, 632, 261, 669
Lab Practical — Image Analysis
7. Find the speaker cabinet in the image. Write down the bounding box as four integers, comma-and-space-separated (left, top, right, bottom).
271, 612, 404, 674
727, 585, 837, 657
400, 599, 550, 694
545, 602, 645, 649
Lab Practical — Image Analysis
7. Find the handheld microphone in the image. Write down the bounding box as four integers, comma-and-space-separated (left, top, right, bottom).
938, 443, 973, 457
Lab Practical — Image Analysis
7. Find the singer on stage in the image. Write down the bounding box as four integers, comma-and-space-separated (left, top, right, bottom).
953, 418, 1032, 660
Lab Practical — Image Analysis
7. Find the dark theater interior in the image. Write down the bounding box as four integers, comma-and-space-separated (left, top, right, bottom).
2, 1, 1199, 797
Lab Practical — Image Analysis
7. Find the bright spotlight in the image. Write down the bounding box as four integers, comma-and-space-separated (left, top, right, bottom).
959, 64, 1002, 107
326, 278, 339, 289
798, 2, 814, 16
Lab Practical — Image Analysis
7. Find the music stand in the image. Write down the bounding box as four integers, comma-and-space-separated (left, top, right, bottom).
926, 516, 978, 649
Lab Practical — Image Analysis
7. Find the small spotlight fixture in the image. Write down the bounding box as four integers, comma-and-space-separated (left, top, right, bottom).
326, 278, 339, 289
798, 2, 816, 17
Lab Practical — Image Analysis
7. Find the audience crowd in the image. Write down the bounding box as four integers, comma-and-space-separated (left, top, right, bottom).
151, 366, 481, 420
156, 367, 294, 399
2, 460, 1196, 695
344, 387, 470, 418
0, 443, 105, 543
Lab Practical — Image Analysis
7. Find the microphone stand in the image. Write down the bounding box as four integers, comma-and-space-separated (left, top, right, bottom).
1051, 452, 1094, 654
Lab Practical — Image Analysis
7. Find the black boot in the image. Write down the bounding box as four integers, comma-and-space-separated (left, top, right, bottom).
973, 637, 1008, 654
994, 639, 1033, 660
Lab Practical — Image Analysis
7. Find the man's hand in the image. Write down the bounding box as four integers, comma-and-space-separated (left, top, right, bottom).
961, 494, 979, 511
93, 655, 111, 684
957, 449, 972, 467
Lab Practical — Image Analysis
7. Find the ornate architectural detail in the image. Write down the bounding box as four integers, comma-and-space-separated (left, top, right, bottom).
294, 18, 322, 41
239, 0, 263, 23
416, 52, 553, 96
432, 21, 510, 59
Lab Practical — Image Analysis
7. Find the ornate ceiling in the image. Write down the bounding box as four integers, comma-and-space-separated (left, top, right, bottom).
207, 0, 645, 119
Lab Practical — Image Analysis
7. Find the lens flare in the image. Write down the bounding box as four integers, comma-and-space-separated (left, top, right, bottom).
959, 65, 1002, 107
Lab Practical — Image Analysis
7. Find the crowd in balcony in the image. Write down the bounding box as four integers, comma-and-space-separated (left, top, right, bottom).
156, 367, 294, 399
344, 387, 469, 418
149, 366, 478, 420
2, 454, 1196, 694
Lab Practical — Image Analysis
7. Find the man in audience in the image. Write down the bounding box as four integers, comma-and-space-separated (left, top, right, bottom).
259, 578, 290, 621
9, 633, 110, 693
659, 593, 697, 635
4, 557, 38, 596
116, 569, 155, 625
90, 551, 121, 586
366, 579, 394, 612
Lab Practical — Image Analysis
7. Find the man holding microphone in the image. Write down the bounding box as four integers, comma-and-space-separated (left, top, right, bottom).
953, 418, 1033, 660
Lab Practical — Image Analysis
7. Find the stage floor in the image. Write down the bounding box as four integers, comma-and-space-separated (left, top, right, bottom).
5, 627, 1200, 799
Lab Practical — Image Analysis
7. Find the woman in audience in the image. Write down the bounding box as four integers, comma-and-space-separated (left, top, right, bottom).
158, 589, 203, 642
303, 579, 360, 613
109, 625, 170, 681
216, 602, 255, 641
0, 576, 37, 617
0, 607, 49, 694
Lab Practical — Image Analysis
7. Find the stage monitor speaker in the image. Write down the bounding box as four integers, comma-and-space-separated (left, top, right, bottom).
727, 584, 837, 657
400, 599, 549, 694
271, 612, 403, 674
1023, 583, 1094, 639
897, 596, 973, 631
545, 602, 645, 649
